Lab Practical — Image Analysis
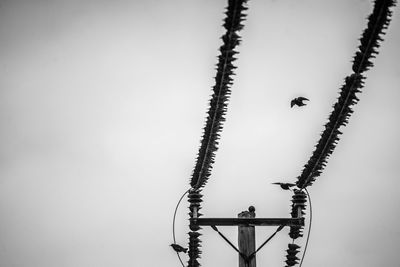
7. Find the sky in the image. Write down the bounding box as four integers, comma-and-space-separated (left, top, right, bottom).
0, 0, 399, 267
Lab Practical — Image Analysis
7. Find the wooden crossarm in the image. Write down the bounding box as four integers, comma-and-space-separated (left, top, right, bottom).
190, 217, 304, 227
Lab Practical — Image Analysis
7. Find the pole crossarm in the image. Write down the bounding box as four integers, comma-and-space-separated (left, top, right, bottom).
191, 217, 304, 227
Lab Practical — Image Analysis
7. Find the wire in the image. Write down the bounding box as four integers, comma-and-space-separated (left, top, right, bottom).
298, 188, 312, 267
172, 188, 191, 267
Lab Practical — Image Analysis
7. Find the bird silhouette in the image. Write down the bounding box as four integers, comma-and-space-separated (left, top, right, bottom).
170, 243, 188, 253
290, 97, 309, 108
272, 182, 296, 190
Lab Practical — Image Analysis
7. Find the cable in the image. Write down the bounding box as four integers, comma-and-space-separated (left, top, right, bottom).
298, 188, 312, 267
173, 188, 191, 244
172, 188, 191, 267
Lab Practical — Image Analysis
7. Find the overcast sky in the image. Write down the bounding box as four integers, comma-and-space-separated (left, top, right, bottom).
0, 0, 399, 267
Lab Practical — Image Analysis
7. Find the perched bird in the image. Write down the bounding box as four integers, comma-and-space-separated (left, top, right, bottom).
170, 243, 188, 253
290, 97, 309, 108
272, 182, 296, 190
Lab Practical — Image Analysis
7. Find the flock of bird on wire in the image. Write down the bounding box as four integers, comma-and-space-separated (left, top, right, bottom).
169, 0, 396, 266
171, 94, 309, 253
171, 95, 309, 255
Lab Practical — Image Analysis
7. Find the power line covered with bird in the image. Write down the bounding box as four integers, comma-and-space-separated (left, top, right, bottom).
170, 0, 397, 267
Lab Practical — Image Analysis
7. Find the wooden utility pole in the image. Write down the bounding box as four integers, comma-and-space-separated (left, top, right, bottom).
238, 207, 256, 267
190, 205, 304, 267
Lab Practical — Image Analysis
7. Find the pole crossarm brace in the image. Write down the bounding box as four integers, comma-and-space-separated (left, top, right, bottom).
191, 217, 304, 227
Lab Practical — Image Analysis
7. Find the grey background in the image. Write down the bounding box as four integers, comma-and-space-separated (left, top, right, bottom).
0, 0, 399, 266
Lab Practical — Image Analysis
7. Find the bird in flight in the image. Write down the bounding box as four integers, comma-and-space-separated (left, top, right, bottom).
272, 182, 296, 190
290, 97, 309, 108
170, 243, 188, 253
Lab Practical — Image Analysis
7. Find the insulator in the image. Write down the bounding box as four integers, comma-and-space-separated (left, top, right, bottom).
290, 189, 307, 216
284, 243, 301, 267
292, 190, 307, 206
188, 231, 201, 249
188, 190, 203, 231
188, 231, 202, 267
190, 223, 201, 232
289, 190, 307, 239
289, 226, 303, 240
188, 230, 202, 265
188, 191, 203, 203
188, 191, 203, 213
188, 189, 203, 267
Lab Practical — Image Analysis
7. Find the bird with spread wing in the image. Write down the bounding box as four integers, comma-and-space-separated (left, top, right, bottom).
291, 97, 309, 108
170, 243, 188, 253
272, 182, 296, 191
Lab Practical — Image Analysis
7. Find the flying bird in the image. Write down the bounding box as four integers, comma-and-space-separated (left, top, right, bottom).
290, 97, 309, 108
272, 182, 296, 190
170, 243, 188, 253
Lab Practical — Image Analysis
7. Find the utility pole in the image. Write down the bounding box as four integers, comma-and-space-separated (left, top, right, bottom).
190, 206, 304, 267
238, 207, 256, 267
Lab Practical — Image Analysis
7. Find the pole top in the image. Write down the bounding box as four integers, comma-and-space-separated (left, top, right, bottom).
238, 206, 256, 218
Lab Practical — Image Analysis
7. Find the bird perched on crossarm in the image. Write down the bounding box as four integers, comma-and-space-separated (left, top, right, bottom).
272, 182, 296, 190
291, 97, 309, 108
170, 243, 188, 253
